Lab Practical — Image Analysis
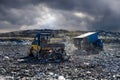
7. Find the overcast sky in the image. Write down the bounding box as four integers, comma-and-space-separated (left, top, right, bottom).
0, 0, 120, 33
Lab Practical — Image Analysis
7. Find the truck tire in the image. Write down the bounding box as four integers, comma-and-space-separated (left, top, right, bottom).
29, 47, 38, 58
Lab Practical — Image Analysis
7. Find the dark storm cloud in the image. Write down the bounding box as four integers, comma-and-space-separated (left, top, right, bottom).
0, 0, 120, 32
91, 10, 120, 31
40, 0, 120, 31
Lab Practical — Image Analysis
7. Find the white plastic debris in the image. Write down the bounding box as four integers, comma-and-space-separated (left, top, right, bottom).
1, 68, 6, 73
49, 72, 54, 76
17, 59, 24, 62
86, 71, 91, 74
58, 76, 65, 80
83, 62, 90, 65
0, 76, 6, 80
4, 56, 10, 60
113, 74, 120, 78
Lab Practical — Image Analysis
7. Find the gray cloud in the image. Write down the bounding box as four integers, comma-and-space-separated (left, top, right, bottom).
0, 0, 120, 32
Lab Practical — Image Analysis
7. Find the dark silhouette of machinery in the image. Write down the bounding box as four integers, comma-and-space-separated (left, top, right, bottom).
28, 32, 68, 62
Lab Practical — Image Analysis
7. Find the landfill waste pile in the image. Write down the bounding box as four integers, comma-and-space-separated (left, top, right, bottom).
0, 40, 31, 45
0, 42, 120, 80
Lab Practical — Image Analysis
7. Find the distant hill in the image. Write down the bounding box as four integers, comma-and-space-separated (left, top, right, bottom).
0, 29, 119, 39
0, 29, 73, 38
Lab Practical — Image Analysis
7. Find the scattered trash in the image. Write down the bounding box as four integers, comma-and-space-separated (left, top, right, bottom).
48, 72, 54, 76
115, 74, 120, 79
83, 62, 90, 66
1, 68, 6, 74
0, 42, 119, 79
4, 56, 10, 60
0, 41, 31, 45
58, 76, 65, 80
17, 59, 24, 62
86, 71, 91, 74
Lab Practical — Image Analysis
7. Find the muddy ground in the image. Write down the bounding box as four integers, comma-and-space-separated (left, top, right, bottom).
0, 43, 120, 80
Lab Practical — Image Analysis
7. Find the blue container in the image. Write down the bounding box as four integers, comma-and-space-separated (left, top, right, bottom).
87, 33, 98, 43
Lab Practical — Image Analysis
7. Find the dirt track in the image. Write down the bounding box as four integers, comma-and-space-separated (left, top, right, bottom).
0, 43, 120, 80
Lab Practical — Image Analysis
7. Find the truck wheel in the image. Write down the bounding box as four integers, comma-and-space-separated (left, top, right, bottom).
29, 53, 34, 57
29, 48, 38, 58
32, 50, 38, 58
